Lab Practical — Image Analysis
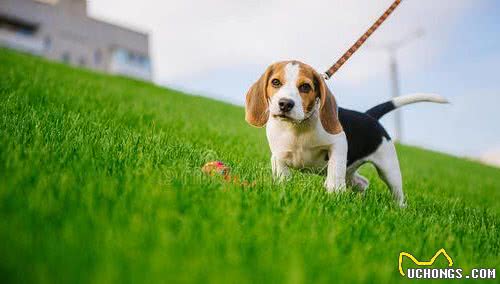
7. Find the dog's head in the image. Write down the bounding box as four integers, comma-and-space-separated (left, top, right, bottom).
245, 61, 342, 134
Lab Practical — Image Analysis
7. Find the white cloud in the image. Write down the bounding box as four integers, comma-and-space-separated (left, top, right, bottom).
88, 0, 476, 85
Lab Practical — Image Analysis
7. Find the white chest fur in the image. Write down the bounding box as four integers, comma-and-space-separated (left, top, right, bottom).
266, 115, 336, 170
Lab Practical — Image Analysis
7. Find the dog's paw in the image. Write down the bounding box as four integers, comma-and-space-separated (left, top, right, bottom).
273, 171, 291, 183
324, 179, 347, 193
396, 198, 407, 208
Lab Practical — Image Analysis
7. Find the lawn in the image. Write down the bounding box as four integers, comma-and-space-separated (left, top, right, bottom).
0, 48, 499, 283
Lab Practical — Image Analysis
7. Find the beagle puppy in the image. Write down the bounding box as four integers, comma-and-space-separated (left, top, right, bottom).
245, 60, 447, 207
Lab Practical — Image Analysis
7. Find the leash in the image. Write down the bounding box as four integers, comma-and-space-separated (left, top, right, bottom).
323, 0, 403, 80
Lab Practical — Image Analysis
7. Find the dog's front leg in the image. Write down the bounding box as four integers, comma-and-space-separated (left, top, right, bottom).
271, 155, 290, 181
324, 132, 348, 193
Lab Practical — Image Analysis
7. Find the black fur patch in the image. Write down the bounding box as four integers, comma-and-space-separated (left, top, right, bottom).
338, 108, 391, 167
365, 101, 396, 120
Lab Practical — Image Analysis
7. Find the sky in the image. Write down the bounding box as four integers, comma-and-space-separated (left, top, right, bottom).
88, 0, 500, 162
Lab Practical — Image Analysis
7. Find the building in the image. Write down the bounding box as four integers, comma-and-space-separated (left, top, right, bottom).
0, 0, 152, 80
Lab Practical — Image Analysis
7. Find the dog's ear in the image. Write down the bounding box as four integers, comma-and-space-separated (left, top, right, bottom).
245, 65, 273, 127
314, 71, 343, 134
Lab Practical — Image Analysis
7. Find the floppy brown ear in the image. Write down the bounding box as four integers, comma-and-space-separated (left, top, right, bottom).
245, 66, 273, 127
314, 71, 343, 134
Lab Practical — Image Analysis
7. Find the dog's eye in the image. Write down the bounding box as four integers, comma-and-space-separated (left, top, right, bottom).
271, 79, 282, 88
299, 83, 312, 93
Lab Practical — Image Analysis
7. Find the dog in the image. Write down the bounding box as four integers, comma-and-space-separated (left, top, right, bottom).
245, 60, 447, 207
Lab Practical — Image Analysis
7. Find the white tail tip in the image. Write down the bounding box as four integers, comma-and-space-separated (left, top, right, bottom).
392, 93, 449, 108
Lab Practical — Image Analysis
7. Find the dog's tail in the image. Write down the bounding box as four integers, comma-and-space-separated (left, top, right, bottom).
365, 93, 449, 120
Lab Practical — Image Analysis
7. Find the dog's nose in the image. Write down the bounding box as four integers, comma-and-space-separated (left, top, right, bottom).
278, 98, 295, 112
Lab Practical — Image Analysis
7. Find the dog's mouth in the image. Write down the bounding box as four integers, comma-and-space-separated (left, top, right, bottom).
272, 110, 316, 124
273, 113, 294, 121
274, 114, 289, 118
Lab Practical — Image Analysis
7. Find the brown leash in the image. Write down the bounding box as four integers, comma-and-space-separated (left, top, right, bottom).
323, 0, 403, 80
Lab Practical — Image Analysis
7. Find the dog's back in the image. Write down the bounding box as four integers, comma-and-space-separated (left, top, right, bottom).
339, 108, 391, 167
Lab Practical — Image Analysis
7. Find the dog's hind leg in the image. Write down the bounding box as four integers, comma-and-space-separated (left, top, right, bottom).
346, 163, 370, 192
348, 171, 370, 192
369, 139, 406, 207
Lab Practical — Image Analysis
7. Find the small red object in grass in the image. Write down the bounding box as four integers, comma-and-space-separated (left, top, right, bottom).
202, 161, 230, 178
202, 161, 255, 187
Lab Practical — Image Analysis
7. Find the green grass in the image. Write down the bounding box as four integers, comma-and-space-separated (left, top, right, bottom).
0, 48, 499, 283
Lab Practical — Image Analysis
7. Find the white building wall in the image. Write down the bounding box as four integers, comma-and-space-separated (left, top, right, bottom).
0, 0, 152, 80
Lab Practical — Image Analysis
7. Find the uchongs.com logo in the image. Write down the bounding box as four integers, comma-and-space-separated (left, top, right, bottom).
398, 248, 496, 280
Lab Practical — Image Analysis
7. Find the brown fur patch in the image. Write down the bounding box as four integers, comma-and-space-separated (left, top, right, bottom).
245, 65, 271, 127
296, 62, 318, 113
316, 71, 343, 134
295, 62, 343, 134
319, 88, 343, 134
245, 62, 287, 127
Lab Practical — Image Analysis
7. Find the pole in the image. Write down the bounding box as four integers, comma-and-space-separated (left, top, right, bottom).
372, 30, 424, 142
389, 53, 402, 141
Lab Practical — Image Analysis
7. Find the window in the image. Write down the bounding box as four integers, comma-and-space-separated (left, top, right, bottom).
0, 16, 38, 35
112, 48, 150, 69
138, 55, 147, 65
62, 52, 71, 63
17, 28, 34, 36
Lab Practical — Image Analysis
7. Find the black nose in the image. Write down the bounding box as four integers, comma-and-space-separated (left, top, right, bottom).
278, 98, 295, 112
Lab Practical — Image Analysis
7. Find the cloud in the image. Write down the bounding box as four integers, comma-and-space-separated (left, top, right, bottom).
89, 0, 476, 85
